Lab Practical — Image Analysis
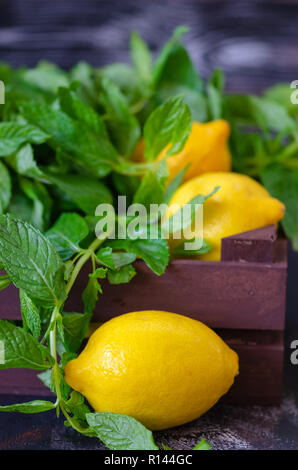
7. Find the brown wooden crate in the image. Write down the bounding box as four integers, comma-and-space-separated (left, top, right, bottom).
0, 226, 287, 404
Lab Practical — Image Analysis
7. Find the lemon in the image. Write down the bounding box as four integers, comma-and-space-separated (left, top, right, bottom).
65, 310, 238, 431
132, 120, 231, 183
167, 172, 285, 261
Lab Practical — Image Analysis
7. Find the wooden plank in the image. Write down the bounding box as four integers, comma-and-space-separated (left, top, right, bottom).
221, 225, 277, 263
1, 257, 287, 330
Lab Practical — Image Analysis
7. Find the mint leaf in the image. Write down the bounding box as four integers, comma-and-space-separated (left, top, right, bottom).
0, 400, 55, 413
172, 239, 212, 256
46, 213, 89, 261
153, 26, 189, 86
58, 86, 106, 134
261, 163, 298, 249
107, 264, 136, 285
20, 102, 117, 178
86, 412, 158, 450
108, 235, 169, 276
130, 31, 152, 87
144, 96, 191, 161
133, 160, 168, 207
45, 172, 113, 215
82, 277, 101, 314
20, 61, 69, 94
96, 247, 136, 270
0, 122, 49, 157
99, 77, 141, 156
0, 214, 66, 306
19, 289, 41, 338
163, 164, 189, 204
62, 312, 92, 352
193, 438, 212, 450
19, 177, 52, 231
0, 319, 53, 370
224, 94, 294, 133
0, 161, 11, 211
10, 143, 42, 178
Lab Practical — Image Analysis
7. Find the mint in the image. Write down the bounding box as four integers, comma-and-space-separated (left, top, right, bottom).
0, 122, 49, 157
19, 289, 41, 338
108, 236, 169, 276
20, 103, 116, 178
0, 160, 11, 211
193, 438, 212, 450
46, 212, 89, 260
0, 400, 55, 413
45, 172, 113, 215
86, 412, 159, 450
144, 96, 192, 161
99, 77, 141, 156
0, 319, 53, 370
130, 31, 152, 88
61, 312, 92, 353
0, 214, 66, 306
107, 264, 136, 285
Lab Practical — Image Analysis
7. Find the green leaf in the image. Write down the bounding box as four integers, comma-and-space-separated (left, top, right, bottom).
46, 212, 89, 261
265, 83, 298, 116
130, 31, 152, 87
161, 443, 172, 450
10, 143, 42, 178
19, 177, 52, 231
144, 96, 192, 161
133, 160, 168, 207
96, 247, 115, 269
153, 26, 189, 86
0, 319, 53, 370
62, 312, 92, 352
65, 391, 92, 428
0, 160, 11, 211
107, 264, 136, 285
99, 77, 141, 156
20, 61, 69, 94
19, 289, 41, 338
0, 278, 11, 291
111, 252, 136, 269
163, 164, 189, 204
224, 94, 294, 134
86, 412, 158, 450
193, 438, 212, 450
0, 400, 56, 413
90, 267, 107, 279
82, 277, 101, 314
261, 163, 298, 249
250, 96, 295, 134
20, 102, 117, 178
0, 122, 49, 157
207, 83, 222, 120
0, 214, 66, 306
45, 172, 113, 215
58, 86, 106, 134
172, 239, 212, 256
108, 235, 169, 276
96, 247, 136, 270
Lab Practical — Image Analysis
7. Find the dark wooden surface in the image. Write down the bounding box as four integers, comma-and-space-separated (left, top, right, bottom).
0, 0, 298, 450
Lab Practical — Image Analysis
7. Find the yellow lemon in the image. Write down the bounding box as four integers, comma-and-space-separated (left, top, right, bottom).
168, 172, 285, 261
132, 120, 231, 183
65, 310, 238, 430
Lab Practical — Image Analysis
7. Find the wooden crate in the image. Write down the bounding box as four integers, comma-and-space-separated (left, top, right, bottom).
0, 225, 287, 405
